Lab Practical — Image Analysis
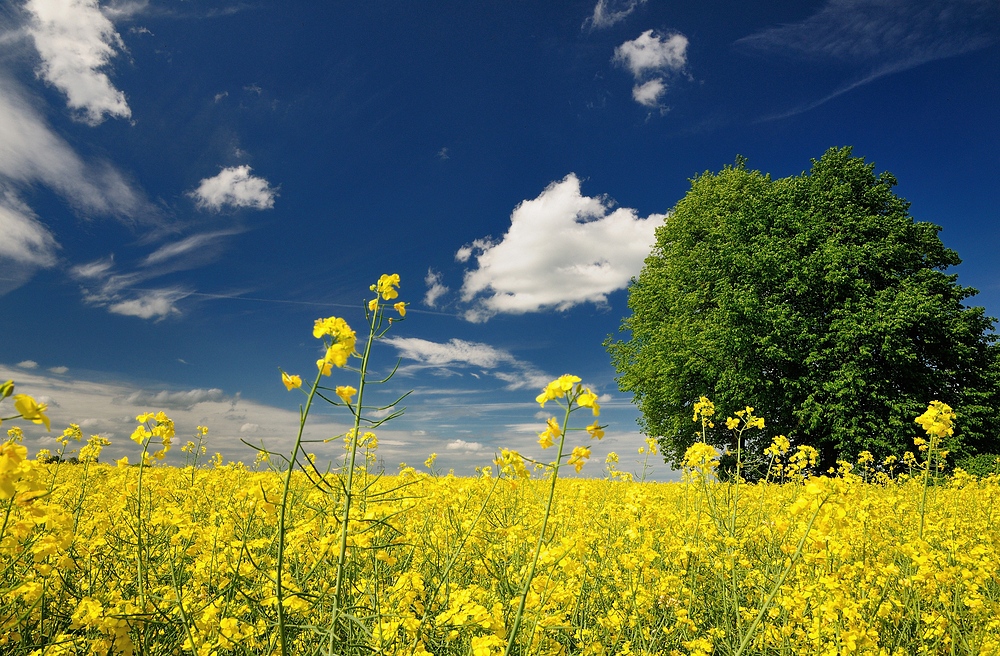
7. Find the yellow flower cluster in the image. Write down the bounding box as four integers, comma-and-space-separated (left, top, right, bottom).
914, 399, 956, 439
313, 315, 357, 372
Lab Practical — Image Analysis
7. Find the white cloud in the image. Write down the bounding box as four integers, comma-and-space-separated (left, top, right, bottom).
141, 230, 241, 267
70, 254, 194, 320
632, 78, 666, 106
584, 0, 647, 30
423, 268, 449, 307
387, 337, 518, 368
106, 288, 188, 320
17, 360, 39, 369
101, 0, 151, 20
71, 257, 114, 279
614, 29, 688, 77
385, 337, 551, 391
49, 366, 68, 374
447, 439, 485, 452
240, 423, 260, 433
122, 388, 225, 410
458, 174, 665, 321
613, 30, 689, 108
69, 230, 241, 319
189, 166, 277, 211
24, 0, 131, 125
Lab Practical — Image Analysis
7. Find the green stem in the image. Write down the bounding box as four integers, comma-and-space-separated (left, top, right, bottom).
333, 305, 378, 610
504, 401, 573, 656
136, 439, 150, 608
275, 365, 324, 656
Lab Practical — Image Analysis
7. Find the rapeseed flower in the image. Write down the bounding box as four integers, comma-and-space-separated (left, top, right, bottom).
335, 385, 357, 404
538, 417, 560, 448
13, 394, 50, 431
915, 400, 955, 439
535, 375, 581, 406
282, 373, 302, 390
568, 445, 591, 473
374, 273, 401, 300
692, 396, 714, 429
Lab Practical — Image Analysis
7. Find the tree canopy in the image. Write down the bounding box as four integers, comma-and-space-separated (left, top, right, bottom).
607, 147, 1000, 469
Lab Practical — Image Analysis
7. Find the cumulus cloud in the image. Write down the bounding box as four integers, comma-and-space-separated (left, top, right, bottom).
24, 0, 131, 125
385, 337, 550, 390
584, 0, 647, 30
17, 360, 39, 369
447, 439, 485, 452
613, 29, 689, 109
614, 29, 688, 77
423, 268, 449, 308
457, 174, 665, 321
632, 78, 666, 107
49, 366, 68, 374
735, 0, 1000, 116
189, 166, 277, 211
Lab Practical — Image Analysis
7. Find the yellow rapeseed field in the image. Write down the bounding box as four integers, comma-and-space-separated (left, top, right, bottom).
2, 439, 999, 655
3, 275, 999, 655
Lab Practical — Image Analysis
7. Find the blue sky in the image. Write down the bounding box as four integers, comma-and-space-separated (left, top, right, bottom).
1, 0, 998, 478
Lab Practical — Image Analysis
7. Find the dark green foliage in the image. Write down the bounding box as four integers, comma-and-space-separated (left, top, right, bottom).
607, 147, 1000, 468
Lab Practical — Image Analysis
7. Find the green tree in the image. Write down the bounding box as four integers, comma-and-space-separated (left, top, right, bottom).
607, 147, 1000, 469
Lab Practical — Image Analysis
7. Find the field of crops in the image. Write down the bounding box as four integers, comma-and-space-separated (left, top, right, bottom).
4, 276, 1000, 655
2, 437, 1000, 656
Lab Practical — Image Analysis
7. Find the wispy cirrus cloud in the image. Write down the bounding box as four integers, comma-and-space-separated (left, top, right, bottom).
141, 229, 243, 267
0, 75, 153, 295
735, 0, 1000, 117
385, 337, 551, 390
24, 0, 131, 125
613, 29, 689, 108
456, 174, 665, 322
71, 255, 190, 320
583, 0, 647, 30
0, 76, 149, 219
69, 228, 246, 320
189, 165, 278, 212
0, 188, 59, 294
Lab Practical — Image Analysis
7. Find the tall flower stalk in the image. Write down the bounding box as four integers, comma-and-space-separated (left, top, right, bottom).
914, 400, 955, 539
504, 375, 602, 656
273, 274, 408, 656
